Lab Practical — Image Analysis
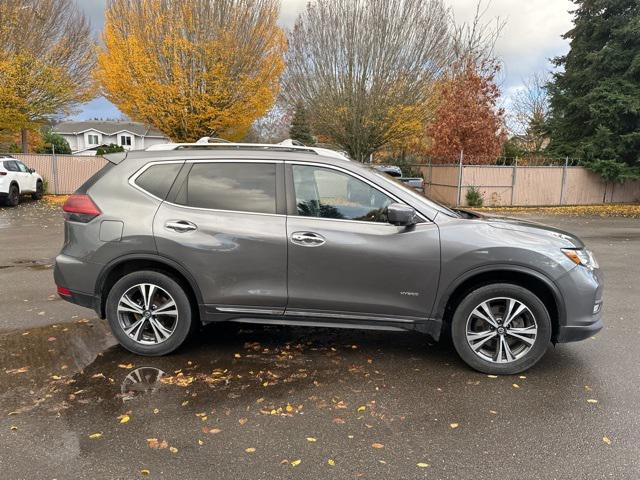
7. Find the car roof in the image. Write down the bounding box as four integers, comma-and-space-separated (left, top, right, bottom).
105, 145, 354, 169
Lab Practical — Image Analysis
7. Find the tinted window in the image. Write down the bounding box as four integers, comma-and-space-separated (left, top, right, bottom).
292, 165, 394, 223
176, 162, 276, 214
3, 161, 19, 172
135, 163, 182, 200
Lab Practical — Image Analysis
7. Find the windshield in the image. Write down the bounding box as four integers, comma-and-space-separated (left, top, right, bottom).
365, 166, 460, 218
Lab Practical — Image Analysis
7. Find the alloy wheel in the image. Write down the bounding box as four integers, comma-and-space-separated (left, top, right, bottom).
117, 283, 179, 345
465, 297, 538, 363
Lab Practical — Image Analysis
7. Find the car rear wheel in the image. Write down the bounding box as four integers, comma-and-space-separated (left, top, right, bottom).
32, 181, 43, 200
5, 184, 19, 206
106, 271, 194, 356
451, 283, 552, 375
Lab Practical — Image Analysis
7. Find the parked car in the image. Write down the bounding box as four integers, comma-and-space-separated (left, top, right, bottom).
54, 141, 603, 374
0, 156, 44, 206
374, 164, 424, 192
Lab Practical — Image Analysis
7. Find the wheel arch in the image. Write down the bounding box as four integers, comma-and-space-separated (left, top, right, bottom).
436, 265, 565, 341
96, 254, 204, 323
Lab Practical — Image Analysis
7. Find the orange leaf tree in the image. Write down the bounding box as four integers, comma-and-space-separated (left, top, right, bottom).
96, 0, 286, 142
427, 60, 506, 164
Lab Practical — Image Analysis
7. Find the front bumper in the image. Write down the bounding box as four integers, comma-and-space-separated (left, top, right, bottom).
554, 265, 604, 343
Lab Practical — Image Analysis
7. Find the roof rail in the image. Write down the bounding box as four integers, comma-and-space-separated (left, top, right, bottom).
146, 138, 350, 160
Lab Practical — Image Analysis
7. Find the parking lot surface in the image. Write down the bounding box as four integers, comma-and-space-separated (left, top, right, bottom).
0, 200, 639, 479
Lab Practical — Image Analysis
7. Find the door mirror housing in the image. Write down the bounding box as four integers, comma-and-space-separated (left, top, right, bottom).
387, 203, 418, 226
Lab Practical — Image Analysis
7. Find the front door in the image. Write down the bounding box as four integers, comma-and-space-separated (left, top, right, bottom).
285, 163, 440, 321
153, 160, 288, 313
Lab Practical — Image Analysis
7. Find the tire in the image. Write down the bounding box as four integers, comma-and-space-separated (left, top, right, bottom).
451, 283, 552, 375
32, 181, 43, 200
106, 270, 194, 356
5, 184, 19, 207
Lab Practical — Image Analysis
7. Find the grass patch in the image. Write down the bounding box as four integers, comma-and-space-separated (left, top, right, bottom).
475, 204, 640, 218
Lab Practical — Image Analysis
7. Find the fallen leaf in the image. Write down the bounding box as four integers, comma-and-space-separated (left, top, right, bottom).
417, 463, 430, 468
602, 436, 612, 445
587, 399, 598, 404
245, 447, 256, 453
487, 374, 498, 378
153, 408, 160, 414
327, 459, 335, 466
203, 427, 222, 434
306, 437, 317, 442
291, 459, 301, 467
141, 469, 150, 476
169, 447, 178, 454
371, 443, 384, 449
118, 414, 130, 424
357, 406, 366, 413
286, 404, 294, 413
10, 426, 17, 431
198, 439, 204, 445
333, 418, 346, 425
512, 384, 520, 389
118, 363, 134, 369
239, 418, 248, 425
449, 423, 459, 429
89, 432, 103, 439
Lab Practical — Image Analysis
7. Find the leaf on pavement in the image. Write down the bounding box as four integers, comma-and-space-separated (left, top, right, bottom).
118, 414, 130, 424
327, 459, 335, 466
449, 423, 459, 429
118, 363, 134, 369
587, 399, 598, 404
89, 432, 103, 439
306, 437, 317, 442
417, 463, 430, 468
245, 447, 256, 453
291, 459, 301, 467
371, 443, 384, 449
602, 436, 612, 445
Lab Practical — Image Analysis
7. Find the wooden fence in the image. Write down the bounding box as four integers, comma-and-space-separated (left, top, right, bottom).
12, 154, 108, 195
6, 153, 640, 205
421, 163, 640, 207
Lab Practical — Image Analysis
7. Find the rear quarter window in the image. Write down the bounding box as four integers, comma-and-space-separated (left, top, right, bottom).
135, 163, 183, 200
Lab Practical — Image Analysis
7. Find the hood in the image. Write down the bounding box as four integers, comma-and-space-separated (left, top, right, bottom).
455, 209, 584, 248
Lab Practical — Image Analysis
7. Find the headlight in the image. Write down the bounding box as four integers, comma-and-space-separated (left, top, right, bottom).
562, 248, 599, 269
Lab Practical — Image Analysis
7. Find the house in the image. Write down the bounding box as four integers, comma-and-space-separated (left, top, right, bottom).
52, 121, 170, 155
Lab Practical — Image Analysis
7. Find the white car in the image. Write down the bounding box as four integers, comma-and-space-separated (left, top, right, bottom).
0, 156, 44, 206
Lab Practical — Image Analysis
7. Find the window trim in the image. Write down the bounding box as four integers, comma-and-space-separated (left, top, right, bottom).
129, 159, 285, 217
285, 161, 428, 225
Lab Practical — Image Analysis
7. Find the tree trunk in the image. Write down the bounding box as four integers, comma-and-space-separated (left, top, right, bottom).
21, 129, 28, 153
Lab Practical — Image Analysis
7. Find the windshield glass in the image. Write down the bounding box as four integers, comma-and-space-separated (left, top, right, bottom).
365, 166, 460, 217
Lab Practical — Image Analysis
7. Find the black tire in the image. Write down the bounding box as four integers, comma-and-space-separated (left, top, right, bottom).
451, 283, 552, 375
32, 181, 43, 200
5, 184, 19, 207
106, 270, 194, 356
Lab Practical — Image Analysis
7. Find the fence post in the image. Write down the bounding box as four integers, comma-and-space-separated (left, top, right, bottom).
559, 157, 568, 205
510, 157, 518, 206
456, 150, 463, 206
51, 146, 60, 195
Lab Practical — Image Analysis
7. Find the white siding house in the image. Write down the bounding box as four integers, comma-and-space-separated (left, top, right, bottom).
53, 121, 170, 155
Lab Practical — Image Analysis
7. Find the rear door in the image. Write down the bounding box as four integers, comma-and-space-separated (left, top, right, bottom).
284, 163, 441, 321
150, 160, 288, 314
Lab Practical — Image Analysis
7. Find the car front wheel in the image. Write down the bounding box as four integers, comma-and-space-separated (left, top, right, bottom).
451, 283, 552, 375
32, 181, 43, 200
106, 271, 194, 356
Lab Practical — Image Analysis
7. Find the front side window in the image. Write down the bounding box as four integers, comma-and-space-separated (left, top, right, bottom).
292, 165, 394, 223
16, 162, 28, 173
176, 162, 276, 214
87, 134, 99, 145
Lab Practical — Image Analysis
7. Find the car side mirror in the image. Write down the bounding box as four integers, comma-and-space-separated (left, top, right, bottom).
387, 203, 418, 226
28, 168, 35, 173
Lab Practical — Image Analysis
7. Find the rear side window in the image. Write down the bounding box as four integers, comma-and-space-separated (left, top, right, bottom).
3, 161, 19, 172
176, 162, 276, 214
135, 163, 182, 200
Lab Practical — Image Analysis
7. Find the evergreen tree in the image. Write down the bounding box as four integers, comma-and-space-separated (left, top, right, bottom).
289, 102, 315, 145
547, 0, 640, 167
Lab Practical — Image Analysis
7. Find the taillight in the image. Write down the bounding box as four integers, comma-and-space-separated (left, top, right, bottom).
57, 286, 72, 297
62, 194, 102, 222
0, 171, 6, 176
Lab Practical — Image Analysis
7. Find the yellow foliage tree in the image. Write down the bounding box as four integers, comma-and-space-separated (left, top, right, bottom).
96, 0, 286, 142
0, 0, 96, 152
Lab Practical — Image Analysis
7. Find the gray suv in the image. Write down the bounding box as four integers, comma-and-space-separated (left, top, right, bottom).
54, 142, 603, 375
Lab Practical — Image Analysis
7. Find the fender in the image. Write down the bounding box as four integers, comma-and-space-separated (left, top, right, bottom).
95, 252, 205, 306
431, 263, 566, 325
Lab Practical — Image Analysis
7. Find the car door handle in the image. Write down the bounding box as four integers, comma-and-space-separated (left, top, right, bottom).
165, 220, 197, 233
291, 231, 326, 247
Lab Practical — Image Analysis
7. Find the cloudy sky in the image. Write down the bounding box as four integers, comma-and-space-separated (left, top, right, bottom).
75, 0, 575, 120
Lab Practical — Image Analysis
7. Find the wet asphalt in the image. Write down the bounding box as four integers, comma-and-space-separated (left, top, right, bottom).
0, 200, 638, 480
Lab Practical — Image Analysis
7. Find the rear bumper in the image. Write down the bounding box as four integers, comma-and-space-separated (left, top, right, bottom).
54, 254, 102, 316
58, 288, 99, 312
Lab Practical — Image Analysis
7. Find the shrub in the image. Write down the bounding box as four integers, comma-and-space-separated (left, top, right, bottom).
466, 186, 484, 207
